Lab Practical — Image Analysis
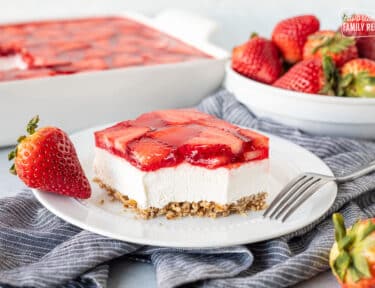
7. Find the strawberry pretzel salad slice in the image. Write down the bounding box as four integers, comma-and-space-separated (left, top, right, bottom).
93, 109, 270, 220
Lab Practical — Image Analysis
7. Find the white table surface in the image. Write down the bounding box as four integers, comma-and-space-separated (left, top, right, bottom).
1, 0, 368, 286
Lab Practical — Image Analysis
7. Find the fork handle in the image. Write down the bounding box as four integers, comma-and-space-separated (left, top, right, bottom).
336, 160, 375, 183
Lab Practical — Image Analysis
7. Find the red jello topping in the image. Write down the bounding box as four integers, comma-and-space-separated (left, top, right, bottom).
95, 109, 269, 171
0, 16, 211, 82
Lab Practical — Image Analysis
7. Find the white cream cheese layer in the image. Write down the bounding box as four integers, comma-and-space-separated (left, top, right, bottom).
94, 147, 269, 209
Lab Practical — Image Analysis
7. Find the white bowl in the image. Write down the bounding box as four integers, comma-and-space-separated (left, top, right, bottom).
224, 63, 375, 140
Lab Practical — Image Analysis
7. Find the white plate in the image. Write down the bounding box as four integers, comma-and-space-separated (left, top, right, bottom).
224, 63, 375, 140
33, 125, 337, 248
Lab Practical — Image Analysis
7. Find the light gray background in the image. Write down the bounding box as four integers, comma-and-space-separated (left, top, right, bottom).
1, 0, 373, 286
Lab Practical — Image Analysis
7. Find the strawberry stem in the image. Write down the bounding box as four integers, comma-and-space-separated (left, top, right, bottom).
8, 115, 40, 176
250, 32, 258, 39
17, 135, 26, 143
26, 115, 39, 135
320, 56, 339, 95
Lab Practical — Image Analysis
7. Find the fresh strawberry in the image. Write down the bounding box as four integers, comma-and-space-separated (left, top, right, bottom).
231, 34, 282, 84
339, 58, 375, 98
273, 56, 339, 95
303, 30, 358, 67
272, 15, 320, 64
9, 116, 91, 198
330, 213, 375, 288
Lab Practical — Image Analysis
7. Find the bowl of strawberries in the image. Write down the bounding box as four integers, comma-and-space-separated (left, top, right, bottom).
224, 14, 375, 140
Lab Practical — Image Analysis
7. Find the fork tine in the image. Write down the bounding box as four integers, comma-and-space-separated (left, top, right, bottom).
263, 174, 307, 217
280, 179, 327, 222
272, 177, 320, 220
270, 176, 318, 219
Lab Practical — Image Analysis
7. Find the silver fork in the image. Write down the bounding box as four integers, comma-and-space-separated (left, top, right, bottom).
263, 160, 375, 222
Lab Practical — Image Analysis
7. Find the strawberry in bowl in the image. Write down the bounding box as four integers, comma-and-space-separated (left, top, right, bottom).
8, 116, 91, 198
272, 15, 320, 64
303, 30, 358, 67
229, 13, 373, 98
339, 58, 375, 98
231, 34, 282, 84
273, 56, 338, 95
226, 13, 375, 139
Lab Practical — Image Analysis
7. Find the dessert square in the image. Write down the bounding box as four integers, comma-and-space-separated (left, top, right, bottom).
93, 109, 269, 219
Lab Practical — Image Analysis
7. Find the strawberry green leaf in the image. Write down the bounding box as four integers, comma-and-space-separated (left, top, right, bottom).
326, 36, 355, 54
321, 56, 339, 95
9, 164, 16, 175
334, 250, 351, 281
348, 267, 362, 283
338, 234, 355, 250
333, 213, 347, 242
339, 71, 375, 98
357, 221, 375, 241
9, 115, 40, 176
17, 135, 26, 143
347, 72, 375, 98
312, 36, 335, 54
352, 253, 371, 278
368, 77, 375, 86
340, 74, 354, 88
7, 150, 16, 161
250, 32, 258, 39
338, 73, 354, 96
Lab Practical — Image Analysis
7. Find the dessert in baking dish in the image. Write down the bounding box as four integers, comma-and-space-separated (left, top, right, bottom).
0, 16, 210, 81
93, 109, 269, 219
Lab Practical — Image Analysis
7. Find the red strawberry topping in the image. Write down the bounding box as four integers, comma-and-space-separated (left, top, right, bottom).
95, 109, 269, 171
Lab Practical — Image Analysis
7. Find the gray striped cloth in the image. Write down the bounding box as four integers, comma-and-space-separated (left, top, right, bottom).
1, 90, 375, 288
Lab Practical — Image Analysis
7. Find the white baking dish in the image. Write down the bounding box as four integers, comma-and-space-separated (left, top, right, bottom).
0, 10, 229, 146
225, 63, 375, 140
